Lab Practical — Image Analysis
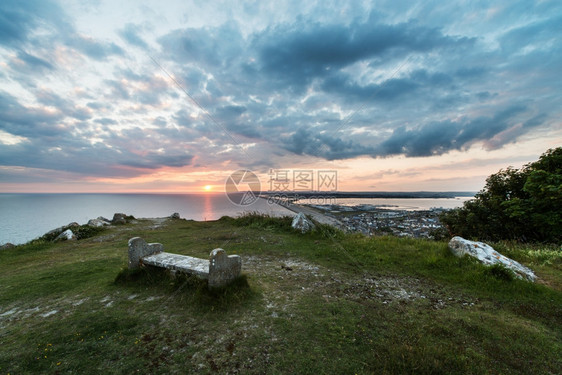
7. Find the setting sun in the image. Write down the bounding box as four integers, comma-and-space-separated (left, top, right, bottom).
204, 185, 212, 191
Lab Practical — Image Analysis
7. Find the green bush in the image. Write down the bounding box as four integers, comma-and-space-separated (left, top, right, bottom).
73, 225, 105, 240
441, 148, 561, 243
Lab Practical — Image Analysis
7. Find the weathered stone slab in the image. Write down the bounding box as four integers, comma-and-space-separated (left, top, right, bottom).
209, 249, 242, 288
448, 236, 536, 281
143, 252, 210, 279
128, 237, 164, 270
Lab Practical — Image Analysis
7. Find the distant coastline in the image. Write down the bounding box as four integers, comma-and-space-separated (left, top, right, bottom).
0, 192, 473, 245
0, 191, 476, 198
260, 191, 475, 199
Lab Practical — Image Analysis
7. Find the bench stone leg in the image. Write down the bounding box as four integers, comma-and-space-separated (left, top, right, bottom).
208, 249, 242, 288
128, 237, 164, 270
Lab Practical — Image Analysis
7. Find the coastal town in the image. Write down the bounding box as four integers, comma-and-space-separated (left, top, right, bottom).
303, 203, 450, 239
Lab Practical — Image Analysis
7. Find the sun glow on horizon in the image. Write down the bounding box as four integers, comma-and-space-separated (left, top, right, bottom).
204, 185, 212, 192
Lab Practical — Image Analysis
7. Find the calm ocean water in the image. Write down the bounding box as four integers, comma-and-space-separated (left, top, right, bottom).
0, 193, 472, 245
0, 193, 294, 245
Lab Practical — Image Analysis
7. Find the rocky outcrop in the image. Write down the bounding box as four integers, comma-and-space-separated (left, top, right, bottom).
292, 212, 315, 233
55, 229, 76, 241
43, 222, 80, 240
0, 243, 15, 250
44, 226, 65, 238
87, 218, 110, 227
112, 213, 129, 225
448, 236, 536, 281
32, 213, 133, 244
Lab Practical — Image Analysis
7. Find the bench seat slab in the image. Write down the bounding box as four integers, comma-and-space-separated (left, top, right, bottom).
142, 252, 210, 279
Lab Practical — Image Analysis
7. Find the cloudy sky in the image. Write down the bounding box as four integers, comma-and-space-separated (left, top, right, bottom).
0, 0, 560, 193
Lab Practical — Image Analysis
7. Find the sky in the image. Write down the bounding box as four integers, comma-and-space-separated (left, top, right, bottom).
0, 0, 560, 193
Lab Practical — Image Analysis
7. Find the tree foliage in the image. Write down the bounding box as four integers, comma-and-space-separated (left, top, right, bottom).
440, 147, 561, 243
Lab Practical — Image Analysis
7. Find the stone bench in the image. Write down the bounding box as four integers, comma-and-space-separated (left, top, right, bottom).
128, 237, 242, 288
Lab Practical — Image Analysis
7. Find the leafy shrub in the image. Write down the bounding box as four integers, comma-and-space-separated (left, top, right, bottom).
73, 225, 105, 240
429, 227, 449, 241
441, 147, 561, 243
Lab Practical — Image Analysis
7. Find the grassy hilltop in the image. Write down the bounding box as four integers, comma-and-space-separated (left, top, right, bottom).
1, 214, 561, 374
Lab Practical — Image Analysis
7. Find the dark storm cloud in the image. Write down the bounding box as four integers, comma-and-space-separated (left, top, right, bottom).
321, 73, 420, 102
378, 106, 539, 157
212, 105, 262, 139
1, 0, 560, 184
253, 15, 472, 88
282, 127, 376, 160
215, 105, 247, 118
0, 124, 194, 177
153, 117, 167, 126
69, 36, 124, 60
0, 88, 190, 178
106, 79, 131, 100
274, 104, 547, 160
0, 0, 122, 62
379, 121, 461, 157
158, 23, 244, 68
105, 69, 172, 106
155, 14, 515, 163
0, 91, 64, 137
499, 15, 562, 55
0, 0, 68, 47
454, 106, 527, 146
14, 51, 55, 72
118, 23, 149, 49
94, 118, 118, 125
86, 101, 109, 110
35, 89, 92, 121
121, 152, 194, 169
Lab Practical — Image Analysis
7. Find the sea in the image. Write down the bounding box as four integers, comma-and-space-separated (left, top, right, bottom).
0, 193, 292, 245
0, 193, 472, 245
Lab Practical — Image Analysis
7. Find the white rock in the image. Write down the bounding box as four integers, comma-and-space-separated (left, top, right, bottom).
40, 310, 58, 318
87, 218, 110, 227
291, 212, 315, 233
448, 236, 536, 281
55, 229, 76, 241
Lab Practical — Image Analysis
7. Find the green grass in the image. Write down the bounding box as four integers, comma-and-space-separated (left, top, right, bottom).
0, 214, 561, 374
